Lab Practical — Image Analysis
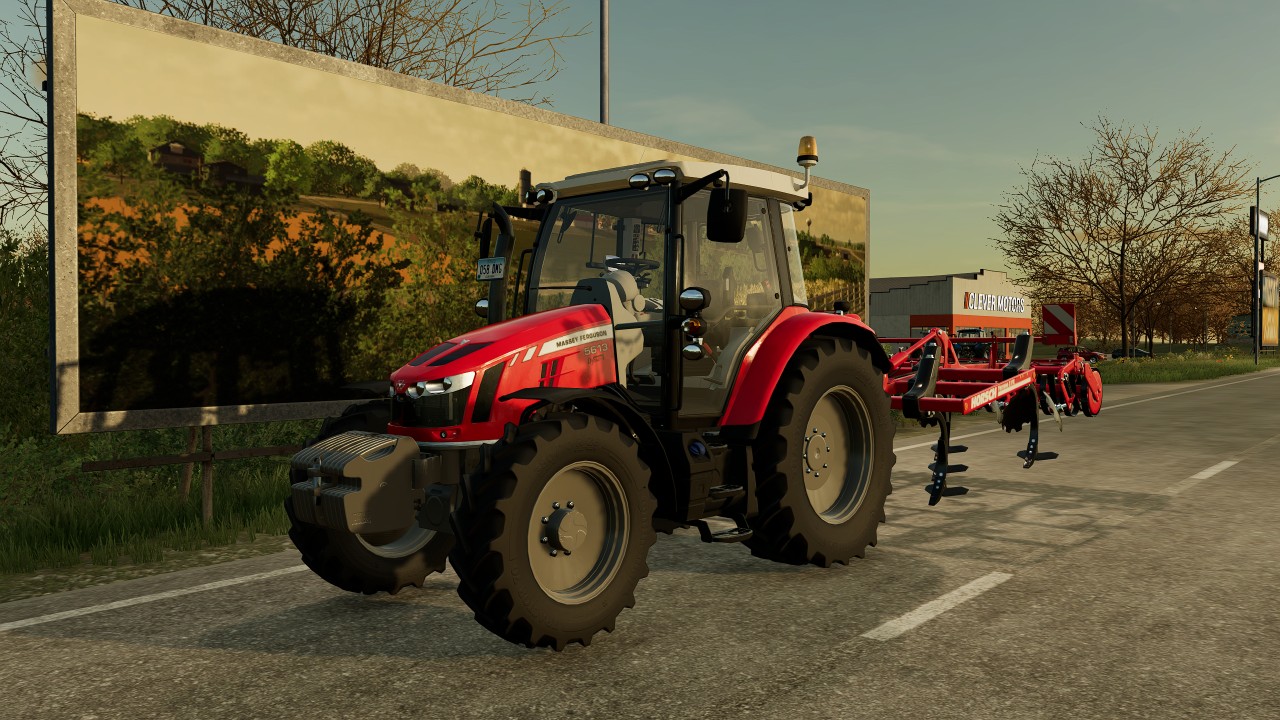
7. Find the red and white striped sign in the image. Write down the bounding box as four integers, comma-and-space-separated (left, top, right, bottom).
1042, 303, 1077, 346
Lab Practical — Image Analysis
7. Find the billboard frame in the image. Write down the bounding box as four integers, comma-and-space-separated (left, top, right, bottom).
49, 0, 870, 434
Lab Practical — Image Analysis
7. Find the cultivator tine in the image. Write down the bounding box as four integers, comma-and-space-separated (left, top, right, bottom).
1022, 403, 1040, 469
925, 414, 969, 505
926, 415, 949, 505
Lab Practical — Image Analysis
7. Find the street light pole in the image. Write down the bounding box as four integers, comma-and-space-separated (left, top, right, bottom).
600, 0, 609, 125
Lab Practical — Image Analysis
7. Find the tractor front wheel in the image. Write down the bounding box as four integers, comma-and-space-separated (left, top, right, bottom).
449, 415, 656, 650
747, 337, 896, 567
286, 400, 452, 595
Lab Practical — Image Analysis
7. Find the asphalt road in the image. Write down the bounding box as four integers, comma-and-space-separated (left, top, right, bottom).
3, 371, 1280, 719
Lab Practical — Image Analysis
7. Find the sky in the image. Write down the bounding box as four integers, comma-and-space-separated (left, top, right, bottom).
520, 0, 1280, 278
8, 0, 1280, 278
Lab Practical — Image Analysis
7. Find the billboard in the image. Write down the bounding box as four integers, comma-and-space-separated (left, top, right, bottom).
50, 0, 871, 433
1263, 272, 1279, 348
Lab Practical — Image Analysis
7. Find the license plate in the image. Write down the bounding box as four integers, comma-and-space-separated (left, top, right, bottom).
477, 257, 506, 281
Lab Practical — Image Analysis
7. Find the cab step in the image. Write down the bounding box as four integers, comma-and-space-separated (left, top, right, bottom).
689, 516, 753, 544
707, 484, 745, 500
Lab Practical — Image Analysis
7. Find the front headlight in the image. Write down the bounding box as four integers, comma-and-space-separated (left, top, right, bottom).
402, 371, 476, 400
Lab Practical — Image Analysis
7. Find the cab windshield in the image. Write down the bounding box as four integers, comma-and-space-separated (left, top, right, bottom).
526, 189, 670, 313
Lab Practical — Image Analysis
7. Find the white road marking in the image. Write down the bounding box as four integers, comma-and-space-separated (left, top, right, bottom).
1162, 460, 1238, 496
861, 571, 1013, 641
0, 565, 308, 633
892, 371, 1280, 452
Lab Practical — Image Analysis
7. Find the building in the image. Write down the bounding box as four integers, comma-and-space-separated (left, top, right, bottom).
870, 269, 1032, 339
147, 141, 203, 174
203, 161, 265, 189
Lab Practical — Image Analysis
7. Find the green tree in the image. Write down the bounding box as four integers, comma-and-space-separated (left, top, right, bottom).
263, 140, 315, 195
127, 114, 213, 157
351, 205, 482, 378
446, 174, 517, 212
77, 114, 148, 184
0, 228, 48, 439
201, 125, 255, 167
304, 140, 381, 197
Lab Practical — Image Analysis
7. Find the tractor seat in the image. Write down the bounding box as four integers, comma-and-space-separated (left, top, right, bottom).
569, 270, 646, 373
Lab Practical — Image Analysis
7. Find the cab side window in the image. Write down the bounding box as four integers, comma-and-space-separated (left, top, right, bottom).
680, 192, 783, 416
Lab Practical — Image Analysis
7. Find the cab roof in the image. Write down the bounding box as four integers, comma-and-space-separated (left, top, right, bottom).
540, 160, 809, 203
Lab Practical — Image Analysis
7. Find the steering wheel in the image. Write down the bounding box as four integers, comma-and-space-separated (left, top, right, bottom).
604, 257, 660, 275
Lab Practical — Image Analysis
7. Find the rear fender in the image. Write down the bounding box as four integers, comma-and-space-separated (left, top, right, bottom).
720, 309, 888, 428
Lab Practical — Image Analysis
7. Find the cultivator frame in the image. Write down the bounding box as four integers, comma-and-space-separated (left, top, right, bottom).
879, 328, 1104, 505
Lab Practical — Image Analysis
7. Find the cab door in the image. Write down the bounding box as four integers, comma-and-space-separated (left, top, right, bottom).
677, 192, 785, 419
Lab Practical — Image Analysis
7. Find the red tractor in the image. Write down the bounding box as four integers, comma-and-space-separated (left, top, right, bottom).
286, 138, 1101, 650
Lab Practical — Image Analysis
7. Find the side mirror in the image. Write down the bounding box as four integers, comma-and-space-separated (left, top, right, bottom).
707, 187, 747, 243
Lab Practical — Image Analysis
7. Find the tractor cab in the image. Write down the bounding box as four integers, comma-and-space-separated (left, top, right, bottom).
476, 159, 815, 425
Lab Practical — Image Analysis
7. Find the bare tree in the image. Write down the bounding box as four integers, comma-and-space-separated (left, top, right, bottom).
0, 0, 46, 230
0, 0, 585, 230
994, 117, 1253, 355
115, 0, 586, 104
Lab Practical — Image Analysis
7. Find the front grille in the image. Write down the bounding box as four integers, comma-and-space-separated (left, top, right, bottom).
392, 390, 470, 428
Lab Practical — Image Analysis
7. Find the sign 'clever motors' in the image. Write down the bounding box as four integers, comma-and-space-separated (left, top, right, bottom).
963, 292, 1027, 314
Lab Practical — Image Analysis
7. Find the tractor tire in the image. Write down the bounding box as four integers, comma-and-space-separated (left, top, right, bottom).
746, 337, 896, 567
449, 414, 657, 650
286, 400, 452, 595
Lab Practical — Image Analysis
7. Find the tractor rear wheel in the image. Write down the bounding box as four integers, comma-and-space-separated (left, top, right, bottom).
286, 400, 452, 595
449, 414, 656, 650
746, 337, 895, 567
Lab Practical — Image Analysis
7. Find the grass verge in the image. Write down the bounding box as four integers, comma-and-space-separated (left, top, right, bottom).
0, 418, 318, 595
1094, 351, 1280, 384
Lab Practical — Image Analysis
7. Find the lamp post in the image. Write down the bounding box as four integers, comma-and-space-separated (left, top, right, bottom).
1252, 175, 1279, 365
600, 0, 609, 125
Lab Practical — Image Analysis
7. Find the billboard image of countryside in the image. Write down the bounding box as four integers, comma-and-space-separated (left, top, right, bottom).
52, 0, 870, 433
76, 111, 507, 414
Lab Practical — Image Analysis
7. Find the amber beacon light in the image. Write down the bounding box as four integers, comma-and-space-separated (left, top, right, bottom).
795, 135, 819, 194
797, 135, 819, 167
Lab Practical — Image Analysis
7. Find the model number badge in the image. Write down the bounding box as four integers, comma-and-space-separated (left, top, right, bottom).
581, 342, 610, 361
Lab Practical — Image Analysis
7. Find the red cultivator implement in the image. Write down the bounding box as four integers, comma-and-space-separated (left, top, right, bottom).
880, 315, 1104, 505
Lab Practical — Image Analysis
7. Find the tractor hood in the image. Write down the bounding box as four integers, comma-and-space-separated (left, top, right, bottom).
387, 304, 619, 444
390, 304, 614, 387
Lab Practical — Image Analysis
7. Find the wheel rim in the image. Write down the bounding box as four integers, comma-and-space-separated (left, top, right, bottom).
527, 461, 629, 605
801, 385, 874, 525
355, 525, 437, 559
